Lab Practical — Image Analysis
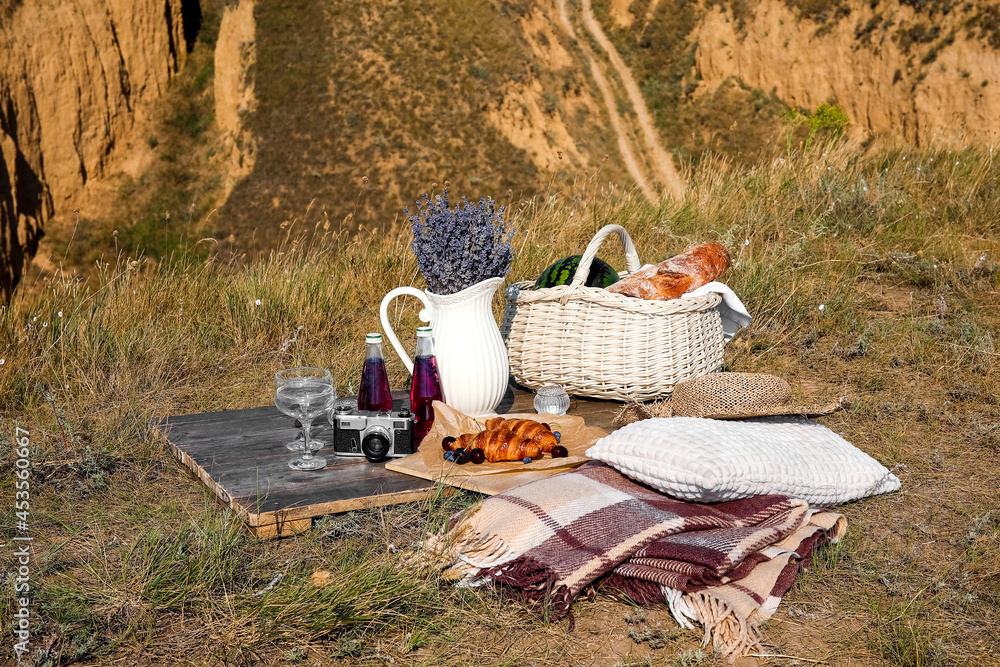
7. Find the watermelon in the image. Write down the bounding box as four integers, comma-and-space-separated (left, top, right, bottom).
534, 255, 620, 289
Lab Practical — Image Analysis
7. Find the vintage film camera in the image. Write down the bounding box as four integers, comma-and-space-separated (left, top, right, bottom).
330, 404, 415, 463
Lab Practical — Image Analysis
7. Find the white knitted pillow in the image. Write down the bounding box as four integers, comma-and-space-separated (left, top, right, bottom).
585, 416, 900, 505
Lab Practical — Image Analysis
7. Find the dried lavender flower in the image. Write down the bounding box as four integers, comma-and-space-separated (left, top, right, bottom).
407, 189, 515, 295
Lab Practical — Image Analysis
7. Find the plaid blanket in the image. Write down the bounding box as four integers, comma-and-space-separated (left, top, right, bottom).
608, 510, 845, 659
604, 507, 807, 598
419, 462, 812, 621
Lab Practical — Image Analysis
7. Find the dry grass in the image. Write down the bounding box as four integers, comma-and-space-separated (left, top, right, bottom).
3, 140, 1000, 665
217, 0, 560, 254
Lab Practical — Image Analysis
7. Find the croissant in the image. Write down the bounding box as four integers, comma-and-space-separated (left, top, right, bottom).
606, 242, 731, 301
456, 429, 542, 462
485, 418, 559, 453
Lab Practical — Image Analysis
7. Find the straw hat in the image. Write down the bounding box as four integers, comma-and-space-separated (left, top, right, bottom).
613, 373, 847, 425
667, 373, 847, 419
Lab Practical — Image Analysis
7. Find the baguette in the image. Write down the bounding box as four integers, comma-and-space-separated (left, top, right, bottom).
606, 242, 731, 300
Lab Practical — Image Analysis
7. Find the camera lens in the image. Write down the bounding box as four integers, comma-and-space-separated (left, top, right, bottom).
362, 426, 391, 462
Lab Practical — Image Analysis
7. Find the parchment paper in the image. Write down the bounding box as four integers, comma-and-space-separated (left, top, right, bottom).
387, 401, 607, 486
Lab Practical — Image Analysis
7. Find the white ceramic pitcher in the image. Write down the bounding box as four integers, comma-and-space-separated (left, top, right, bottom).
380, 277, 509, 416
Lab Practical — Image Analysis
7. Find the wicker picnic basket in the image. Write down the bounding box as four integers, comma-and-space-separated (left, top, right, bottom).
501, 224, 724, 402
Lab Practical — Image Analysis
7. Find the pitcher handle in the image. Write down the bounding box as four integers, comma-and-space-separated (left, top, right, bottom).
379, 287, 432, 374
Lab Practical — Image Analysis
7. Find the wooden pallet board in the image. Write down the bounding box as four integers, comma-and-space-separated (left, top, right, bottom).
157, 396, 449, 539
158, 384, 623, 538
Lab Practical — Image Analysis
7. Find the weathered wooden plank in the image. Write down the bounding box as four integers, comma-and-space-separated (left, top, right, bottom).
158, 393, 447, 538
159, 415, 286, 444
250, 517, 312, 539
249, 487, 452, 526
160, 384, 622, 539
221, 453, 446, 515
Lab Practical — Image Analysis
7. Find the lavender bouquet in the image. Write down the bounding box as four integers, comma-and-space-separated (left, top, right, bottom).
407, 189, 515, 295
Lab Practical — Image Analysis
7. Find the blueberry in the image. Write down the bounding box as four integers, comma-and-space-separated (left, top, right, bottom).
443, 451, 456, 462
523, 456, 532, 464
553, 431, 561, 443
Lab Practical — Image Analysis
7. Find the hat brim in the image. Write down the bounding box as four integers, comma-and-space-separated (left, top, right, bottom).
678, 397, 848, 420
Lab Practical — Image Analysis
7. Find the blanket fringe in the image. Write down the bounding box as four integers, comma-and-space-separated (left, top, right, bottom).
407, 507, 518, 582
661, 586, 697, 630
686, 590, 762, 663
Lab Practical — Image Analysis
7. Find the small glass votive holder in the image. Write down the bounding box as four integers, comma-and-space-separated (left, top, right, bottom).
534, 385, 570, 415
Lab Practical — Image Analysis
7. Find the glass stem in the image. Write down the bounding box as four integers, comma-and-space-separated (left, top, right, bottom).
301, 421, 314, 460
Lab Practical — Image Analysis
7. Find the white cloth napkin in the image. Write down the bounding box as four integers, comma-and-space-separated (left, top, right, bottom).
682, 282, 751, 341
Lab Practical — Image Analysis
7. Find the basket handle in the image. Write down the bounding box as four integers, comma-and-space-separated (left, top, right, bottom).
565, 224, 642, 296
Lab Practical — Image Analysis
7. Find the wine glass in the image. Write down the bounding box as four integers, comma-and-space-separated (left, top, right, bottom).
274, 367, 334, 451
275, 379, 335, 471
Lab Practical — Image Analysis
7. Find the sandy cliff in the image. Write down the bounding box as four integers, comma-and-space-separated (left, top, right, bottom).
215, 0, 257, 199
689, 0, 1000, 145
5, 0, 999, 292
0, 0, 188, 299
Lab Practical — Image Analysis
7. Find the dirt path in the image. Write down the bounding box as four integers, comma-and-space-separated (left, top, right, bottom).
555, 0, 657, 202
642, 0, 663, 29
579, 0, 686, 200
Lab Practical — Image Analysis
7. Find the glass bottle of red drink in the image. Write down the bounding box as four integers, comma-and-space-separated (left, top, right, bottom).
410, 326, 444, 448
358, 333, 393, 412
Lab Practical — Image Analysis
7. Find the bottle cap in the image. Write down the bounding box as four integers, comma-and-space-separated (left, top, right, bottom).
366, 333, 382, 343
416, 326, 433, 337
